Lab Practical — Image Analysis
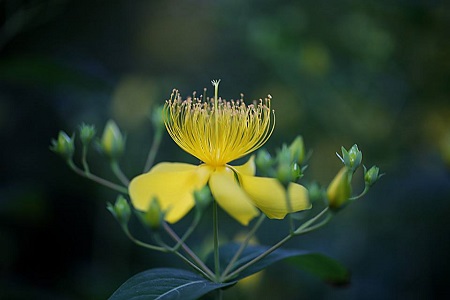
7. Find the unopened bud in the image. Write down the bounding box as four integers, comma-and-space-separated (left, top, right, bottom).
289, 136, 305, 165
339, 144, 362, 172
327, 167, 352, 210
364, 165, 382, 187
79, 123, 96, 146
101, 120, 125, 159
276, 145, 294, 186
255, 149, 274, 175
50, 131, 75, 161
107, 195, 131, 226
194, 186, 212, 212
140, 198, 163, 230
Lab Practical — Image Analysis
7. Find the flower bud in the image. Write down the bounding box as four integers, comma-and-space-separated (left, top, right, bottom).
194, 185, 212, 212
340, 144, 362, 172
327, 167, 352, 210
276, 145, 294, 186
101, 120, 125, 159
307, 182, 324, 203
289, 136, 305, 165
107, 195, 131, 226
50, 131, 75, 161
140, 198, 163, 230
364, 165, 382, 187
79, 123, 96, 146
255, 149, 274, 175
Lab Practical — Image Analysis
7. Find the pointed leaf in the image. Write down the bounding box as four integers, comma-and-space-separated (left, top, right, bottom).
286, 253, 350, 285
207, 243, 349, 285
109, 268, 235, 300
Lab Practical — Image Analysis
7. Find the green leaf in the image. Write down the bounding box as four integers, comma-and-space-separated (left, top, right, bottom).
286, 253, 350, 285
109, 268, 235, 300
207, 243, 349, 285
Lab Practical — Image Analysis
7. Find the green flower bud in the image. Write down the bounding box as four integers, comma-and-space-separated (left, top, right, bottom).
140, 198, 163, 230
289, 136, 305, 165
101, 120, 125, 159
327, 167, 352, 210
107, 195, 131, 226
307, 182, 324, 203
79, 123, 96, 146
50, 131, 75, 161
339, 144, 362, 172
194, 185, 212, 212
364, 165, 382, 187
276, 145, 294, 186
255, 149, 274, 175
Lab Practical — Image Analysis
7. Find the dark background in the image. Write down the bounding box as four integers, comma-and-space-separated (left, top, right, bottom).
1, 0, 450, 299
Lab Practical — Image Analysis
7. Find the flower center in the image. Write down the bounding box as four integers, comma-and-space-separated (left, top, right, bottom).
164, 82, 275, 167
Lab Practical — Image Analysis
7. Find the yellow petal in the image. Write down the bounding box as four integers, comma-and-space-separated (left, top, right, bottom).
209, 167, 260, 225
231, 155, 256, 176
239, 175, 311, 219
149, 162, 199, 173
129, 163, 212, 223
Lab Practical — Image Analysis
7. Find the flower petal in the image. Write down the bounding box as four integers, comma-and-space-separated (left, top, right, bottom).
209, 167, 260, 225
239, 175, 311, 219
149, 162, 200, 173
129, 163, 212, 223
231, 155, 256, 176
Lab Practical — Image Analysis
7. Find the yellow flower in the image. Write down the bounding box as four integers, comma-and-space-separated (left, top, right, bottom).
129, 81, 311, 225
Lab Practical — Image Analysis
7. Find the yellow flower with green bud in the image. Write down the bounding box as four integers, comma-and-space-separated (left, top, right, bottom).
129, 81, 311, 225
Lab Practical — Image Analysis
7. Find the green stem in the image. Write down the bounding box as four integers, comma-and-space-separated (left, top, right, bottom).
67, 160, 128, 194
224, 233, 293, 281
213, 200, 220, 281
221, 214, 266, 280
172, 213, 202, 252
143, 127, 164, 173
294, 207, 330, 235
122, 226, 166, 252
81, 144, 90, 174
215, 289, 223, 300
224, 207, 331, 281
349, 186, 369, 201
111, 160, 130, 186
295, 213, 333, 235
162, 222, 215, 280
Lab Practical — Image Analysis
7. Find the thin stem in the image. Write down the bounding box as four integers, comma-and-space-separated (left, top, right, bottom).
221, 214, 266, 280
225, 233, 293, 281
122, 226, 166, 252
295, 214, 333, 235
214, 289, 223, 300
67, 160, 128, 194
81, 144, 90, 174
172, 251, 213, 280
213, 200, 220, 281
172, 213, 202, 252
163, 222, 215, 279
294, 207, 330, 235
224, 207, 332, 281
111, 160, 130, 186
349, 186, 369, 201
125, 226, 212, 280
143, 127, 164, 173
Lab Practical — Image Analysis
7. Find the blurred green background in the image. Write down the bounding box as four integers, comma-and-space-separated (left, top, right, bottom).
1, 0, 450, 299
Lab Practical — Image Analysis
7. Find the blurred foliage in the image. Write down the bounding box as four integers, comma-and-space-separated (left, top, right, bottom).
1, 0, 450, 299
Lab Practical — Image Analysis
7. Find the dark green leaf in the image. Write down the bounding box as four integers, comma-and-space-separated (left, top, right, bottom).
109, 268, 235, 300
207, 243, 349, 285
286, 253, 350, 285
